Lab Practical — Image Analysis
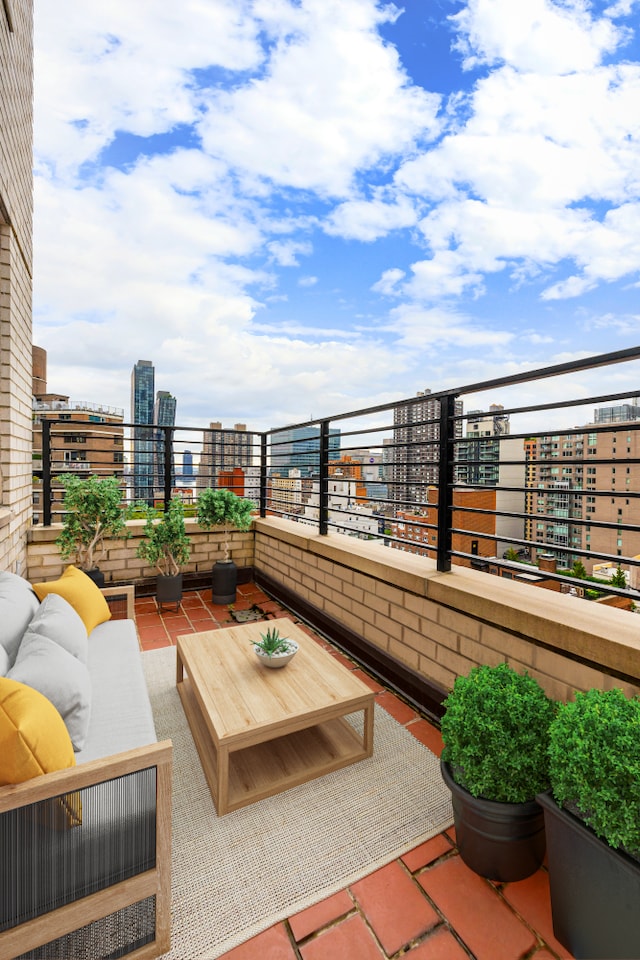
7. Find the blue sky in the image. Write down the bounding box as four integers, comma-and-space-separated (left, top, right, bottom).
33, 0, 640, 430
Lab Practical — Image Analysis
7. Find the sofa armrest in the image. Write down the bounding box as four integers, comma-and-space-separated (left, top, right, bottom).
0, 740, 172, 960
101, 584, 135, 620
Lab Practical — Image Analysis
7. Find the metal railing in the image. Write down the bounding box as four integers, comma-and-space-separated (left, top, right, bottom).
37, 347, 640, 599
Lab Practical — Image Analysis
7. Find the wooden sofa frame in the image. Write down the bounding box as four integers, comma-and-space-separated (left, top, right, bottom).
0, 584, 172, 960
0, 742, 172, 960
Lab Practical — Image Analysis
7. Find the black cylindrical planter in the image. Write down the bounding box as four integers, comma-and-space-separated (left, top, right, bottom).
212, 560, 237, 604
441, 760, 546, 881
156, 573, 182, 611
84, 568, 105, 588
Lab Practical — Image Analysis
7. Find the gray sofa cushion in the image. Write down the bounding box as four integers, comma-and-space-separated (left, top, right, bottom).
0, 571, 39, 674
75, 618, 157, 763
9, 632, 92, 751
21, 592, 89, 663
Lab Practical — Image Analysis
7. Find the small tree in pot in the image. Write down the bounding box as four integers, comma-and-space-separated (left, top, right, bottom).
440, 661, 556, 881
196, 488, 256, 604
56, 473, 129, 586
136, 497, 192, 609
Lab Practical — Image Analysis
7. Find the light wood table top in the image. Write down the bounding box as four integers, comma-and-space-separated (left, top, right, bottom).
176, 618, 375, 814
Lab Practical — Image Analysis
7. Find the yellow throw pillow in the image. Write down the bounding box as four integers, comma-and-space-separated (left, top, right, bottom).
0, 677, 76, 783
32, 565, 111, 634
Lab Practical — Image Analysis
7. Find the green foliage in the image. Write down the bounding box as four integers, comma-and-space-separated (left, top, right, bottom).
253, 627, 295, 656
56, 473, 129, 571
136, 497, 191, 577
504, 548, 519, 561
441, 662, 556, 803
549, 688, 640, 855
610, 564, 627, 589
571, 559, 587, 579
196, 488, 256, 561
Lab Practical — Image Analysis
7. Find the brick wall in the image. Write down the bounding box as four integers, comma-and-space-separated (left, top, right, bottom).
254, 518, 640, 704
27, 520, 255, 585
0, 0, 33, 574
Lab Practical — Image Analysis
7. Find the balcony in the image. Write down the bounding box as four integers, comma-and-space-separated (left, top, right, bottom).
14, 347, 640, 958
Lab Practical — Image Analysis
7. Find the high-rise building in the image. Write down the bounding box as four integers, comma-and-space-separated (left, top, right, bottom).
393, 390, 463, 507
270, 426, 341, 478
197, 423, 254, 490
180, 450, 194, 484
457, 404, 510, 487
131, 360, 155, 503
528, 415, 640, 572
153, 390, 177, 492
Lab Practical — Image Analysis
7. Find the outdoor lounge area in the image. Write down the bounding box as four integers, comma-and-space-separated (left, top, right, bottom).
135, 582, 571, 960
7, 490, 640, 960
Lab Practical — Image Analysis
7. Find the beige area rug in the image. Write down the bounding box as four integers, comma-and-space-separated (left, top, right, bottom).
142, 646, 453, 960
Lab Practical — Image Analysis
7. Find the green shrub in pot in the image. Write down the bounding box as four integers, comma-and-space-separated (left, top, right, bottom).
441, 661, 555, 803
548, 687, 640, 856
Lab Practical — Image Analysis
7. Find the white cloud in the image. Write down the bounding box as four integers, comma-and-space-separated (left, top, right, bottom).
387, 303, 515, 349
325, 195, 418, 241
196, 0, 440, 196
372, 268, 406, 296
267, 240, 313, 266
451, 0, 623, 74
34, 0, 262, 177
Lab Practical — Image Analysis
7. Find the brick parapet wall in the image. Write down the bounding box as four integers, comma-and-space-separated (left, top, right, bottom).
26, 520, 255, 584
253, 518, 640, 703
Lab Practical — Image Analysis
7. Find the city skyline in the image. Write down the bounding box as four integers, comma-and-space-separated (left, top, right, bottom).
32, 1, 640, 431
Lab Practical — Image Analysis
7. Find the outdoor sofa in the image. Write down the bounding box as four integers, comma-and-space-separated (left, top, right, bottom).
0, 567, 172, 960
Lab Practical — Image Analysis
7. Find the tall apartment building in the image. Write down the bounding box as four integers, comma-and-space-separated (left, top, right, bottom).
457, 404, 510, 486
393, 390, 463, 507
197, 422, 254, 490
32, 348, 125, 524
529, 411, 640, 573
0, 0, 34, 570
131, 360, 155, 503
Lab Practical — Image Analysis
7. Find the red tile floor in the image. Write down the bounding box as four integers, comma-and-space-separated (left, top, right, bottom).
136, 582, 574, 960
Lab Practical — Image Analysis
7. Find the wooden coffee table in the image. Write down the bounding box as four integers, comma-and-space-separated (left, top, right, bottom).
176, 618, 375, 815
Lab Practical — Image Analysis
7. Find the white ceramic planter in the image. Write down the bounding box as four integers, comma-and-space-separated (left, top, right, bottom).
253, 640, 299, 669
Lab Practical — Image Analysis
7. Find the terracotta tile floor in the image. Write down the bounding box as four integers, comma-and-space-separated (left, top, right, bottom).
136, 582, 574, 960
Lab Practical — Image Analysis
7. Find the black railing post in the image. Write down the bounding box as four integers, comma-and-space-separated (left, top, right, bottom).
437, 394, 457, 572
260, 433, 267, 517
43, 419, 52, 526
163, 426, 173, 510
319, 421, 330, 535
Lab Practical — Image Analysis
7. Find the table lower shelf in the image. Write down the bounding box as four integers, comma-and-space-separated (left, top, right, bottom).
178, 677, 372, 814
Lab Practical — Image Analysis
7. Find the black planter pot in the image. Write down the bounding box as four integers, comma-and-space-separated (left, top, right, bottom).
212, 560, 237, 605
441, 760, 546, 882
537, 791, 640, 960
156, 573, 182, 611
83, 567, 105, 588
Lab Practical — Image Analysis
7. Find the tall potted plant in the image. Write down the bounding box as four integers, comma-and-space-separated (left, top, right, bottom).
196, 488, 255, 603
55, 473, 129, 586
440, 661, 555, 881
136, 497, 192, 609
538, 687, 640, 959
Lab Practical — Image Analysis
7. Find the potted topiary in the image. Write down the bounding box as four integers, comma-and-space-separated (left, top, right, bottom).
251, 627, 299, 669
55, 473, 129, 586
537, 688, 640, 959
440, 661, 556, 881
136, 497, 192, 610
196, 488, 256, 604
